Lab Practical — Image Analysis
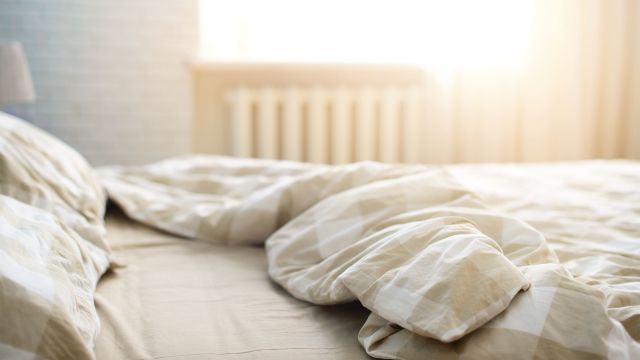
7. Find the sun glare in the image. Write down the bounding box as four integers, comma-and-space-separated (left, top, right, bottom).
199, 0, 532, 70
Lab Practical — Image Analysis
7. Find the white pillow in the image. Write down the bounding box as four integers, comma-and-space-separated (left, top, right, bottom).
0, 111, 108, 251
0, 112, 111, 359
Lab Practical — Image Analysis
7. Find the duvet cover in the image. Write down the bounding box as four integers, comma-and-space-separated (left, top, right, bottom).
98, 156, 640, 359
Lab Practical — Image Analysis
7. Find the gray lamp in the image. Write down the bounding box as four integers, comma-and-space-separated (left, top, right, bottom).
0, 42, 35, 109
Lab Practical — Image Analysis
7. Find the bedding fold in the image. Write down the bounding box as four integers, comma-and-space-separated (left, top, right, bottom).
0, 110, 111, 359
98, 156, 640, 359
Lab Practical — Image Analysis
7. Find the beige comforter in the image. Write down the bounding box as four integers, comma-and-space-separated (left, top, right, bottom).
99, 156, 640, 359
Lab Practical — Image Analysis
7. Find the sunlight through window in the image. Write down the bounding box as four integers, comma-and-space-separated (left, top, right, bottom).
198, 0, 532, 70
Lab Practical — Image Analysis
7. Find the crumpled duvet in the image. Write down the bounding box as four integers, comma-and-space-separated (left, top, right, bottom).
98, 156, 640, 359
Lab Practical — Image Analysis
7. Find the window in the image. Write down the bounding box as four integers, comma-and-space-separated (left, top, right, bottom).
198, 0, 532, 70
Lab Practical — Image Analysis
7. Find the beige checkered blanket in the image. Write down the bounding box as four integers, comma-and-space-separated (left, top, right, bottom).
99, 156, 640, 359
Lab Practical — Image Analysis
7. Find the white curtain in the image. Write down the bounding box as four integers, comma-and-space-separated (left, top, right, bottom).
419, 0, 640, 163
199, 0, 640, 162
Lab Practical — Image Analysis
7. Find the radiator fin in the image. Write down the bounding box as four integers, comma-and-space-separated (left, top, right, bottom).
225, 86, 421, 164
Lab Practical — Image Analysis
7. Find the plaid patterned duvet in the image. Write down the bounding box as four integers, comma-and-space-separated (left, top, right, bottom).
99, 156, 640, 359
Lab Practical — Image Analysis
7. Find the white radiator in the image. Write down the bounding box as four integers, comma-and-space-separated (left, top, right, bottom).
225, 86, 423, 164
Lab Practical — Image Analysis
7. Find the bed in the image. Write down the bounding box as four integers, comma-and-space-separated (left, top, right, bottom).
90, 158, 640, 360
1, 84, 639, 360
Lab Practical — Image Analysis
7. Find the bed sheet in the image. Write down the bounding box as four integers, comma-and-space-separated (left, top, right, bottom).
95, 210, 370, 360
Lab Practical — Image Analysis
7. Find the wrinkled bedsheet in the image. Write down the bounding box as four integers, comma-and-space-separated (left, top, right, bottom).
98, 156, 640, 359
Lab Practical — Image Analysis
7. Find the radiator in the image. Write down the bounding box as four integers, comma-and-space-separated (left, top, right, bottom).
225, 86, 423, 164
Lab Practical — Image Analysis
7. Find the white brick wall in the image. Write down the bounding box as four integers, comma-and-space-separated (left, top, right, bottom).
0, 0, 197, 165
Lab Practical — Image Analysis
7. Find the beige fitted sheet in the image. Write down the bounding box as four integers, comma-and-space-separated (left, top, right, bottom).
95, 210, 370, 360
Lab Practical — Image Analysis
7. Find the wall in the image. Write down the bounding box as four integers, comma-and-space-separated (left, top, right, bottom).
0, 0, 197, 165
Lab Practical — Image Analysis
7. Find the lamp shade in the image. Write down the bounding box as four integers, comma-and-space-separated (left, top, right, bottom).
0, 42, 35, 106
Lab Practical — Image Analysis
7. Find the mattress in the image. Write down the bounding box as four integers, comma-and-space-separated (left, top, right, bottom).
94, 210, 371, 359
